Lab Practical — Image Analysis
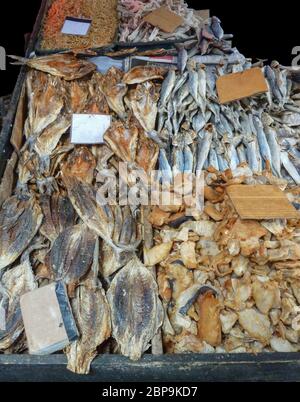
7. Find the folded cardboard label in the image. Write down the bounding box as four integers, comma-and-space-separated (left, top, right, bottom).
227, 185, 300, 220
20, 281, 78, 355
144, 6, 183, 33
71, 114, 111, 144
216, 67, 268, 104
62, 17, 92, 36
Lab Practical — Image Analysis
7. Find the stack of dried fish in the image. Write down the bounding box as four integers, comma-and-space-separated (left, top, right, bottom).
145, 168, 300, 354
0, 54, 166, 374
154, 37, 300, 186
118, 0, 204, 42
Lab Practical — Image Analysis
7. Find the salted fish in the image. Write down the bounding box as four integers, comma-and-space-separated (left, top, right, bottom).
10, 54, 96, 81
107, 257, 164, 361
66, 239, 111, 374
98, 68, 127, 118
0, 196, 43, 272
0, 251, 37, 351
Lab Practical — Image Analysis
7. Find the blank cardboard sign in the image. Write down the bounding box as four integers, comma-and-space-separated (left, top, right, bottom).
144, 7, 183, 33
227, 185, 300, 220
216, 67, 268, 104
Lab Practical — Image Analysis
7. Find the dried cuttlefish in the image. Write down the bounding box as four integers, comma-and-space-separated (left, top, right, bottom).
107, 257, 164, 360
49, 224, 97, 291
129, 82, 159, 132
123, 66, 165, 85
10, 54, 96, 81
66, 240, 111, 375
0, 249, 38, 351
40, 193, 76, 243
0, 196, 43, 271
98, 68, 127, 118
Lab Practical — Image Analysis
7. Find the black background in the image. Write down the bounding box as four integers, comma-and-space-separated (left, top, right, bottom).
0, 1, 298, 96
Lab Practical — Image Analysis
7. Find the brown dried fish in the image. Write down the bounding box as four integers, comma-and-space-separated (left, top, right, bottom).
196, 291, 222, 347
34, 115, 71, 175
144, 242, 173, 266
0, 196, 43, 271
129, 82, 159, 132
49, 224, 97, 292
104, 121, 139, 165
123, 66, 165, 85
40, 193, 76, 243
0, 250, 37, 351
10, 54, 96, 81
66, 239, 111, 374
107, 257, 164, 360
99, 68, 127, 118
68, 80, 90, 114
136, 132, 159, 175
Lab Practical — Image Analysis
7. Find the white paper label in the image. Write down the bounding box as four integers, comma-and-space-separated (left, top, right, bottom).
71, 114, 111, 144
0, 304, 6, 331
61, 17, 92, 36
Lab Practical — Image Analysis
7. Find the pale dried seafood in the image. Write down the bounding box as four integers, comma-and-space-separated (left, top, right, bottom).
107, 257, 164, 360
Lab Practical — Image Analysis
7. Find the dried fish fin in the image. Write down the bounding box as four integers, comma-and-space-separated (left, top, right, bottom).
66, 239, 111, 374
107, 257, 164, 360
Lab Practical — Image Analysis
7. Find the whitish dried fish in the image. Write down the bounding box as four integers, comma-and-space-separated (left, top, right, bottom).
180, 241, 197, 269
144, 242, 173, 266
123, 66, 165, 85
66, 240, 111, 374
252, 280, 280, 314
49, 224, 97, 290
238, 309, 271, 344
107, 257, 164, 360
99, 68, 127, 118
0, 196, 42, 271
0, 251, 37, 350
10, 54, 96, 81
130, 82, 159, 132
196, 291, 222, 347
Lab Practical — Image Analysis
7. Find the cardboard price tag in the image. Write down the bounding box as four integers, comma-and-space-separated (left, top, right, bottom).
144, 7, 183, 33
71, 114, 111, 144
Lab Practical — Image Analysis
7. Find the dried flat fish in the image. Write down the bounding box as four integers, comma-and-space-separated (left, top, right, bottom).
129, 81, 159, 132
10, 54, 96, 81
135, 132, 159, 174
34, 115, 71, 174
238, 309, 272, 344
107, 257, 164, 360
0, 251, 37, 350
66, 240, 111, 374
49, 224, 97, 289
104, 121, 139, 164
40, 193, 76, 243
99, 68, 127, 118
123, 66, 165, 85
0, 196, 43, 271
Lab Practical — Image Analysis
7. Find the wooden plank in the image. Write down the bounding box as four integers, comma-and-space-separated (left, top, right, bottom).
216, 67, 268, 104
227, 185, 300, 220
0, 354, 300, 382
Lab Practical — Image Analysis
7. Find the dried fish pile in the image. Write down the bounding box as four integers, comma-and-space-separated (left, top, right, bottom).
118, 0, 204, 42
153, 22, 300, 187
0, 54, 166, 374
1, 7, 300, 376
146, 168, 300, 354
